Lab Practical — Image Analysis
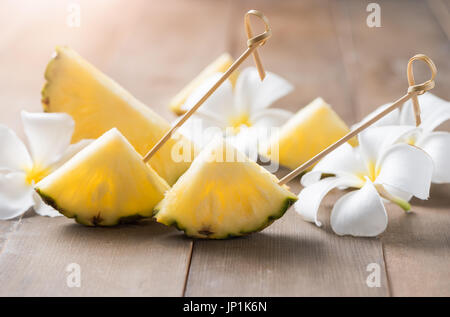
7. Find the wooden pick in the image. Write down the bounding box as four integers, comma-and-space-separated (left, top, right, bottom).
245, 9, 271, 80
407, 54, 437, 126
143, 9, 272, 163
278, 54, 437, 186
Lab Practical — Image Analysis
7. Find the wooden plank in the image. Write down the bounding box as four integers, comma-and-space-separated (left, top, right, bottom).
185, 0, 389, 296
0, 0, 233, 296
0, 217, 192, 296
340, 0, 450, 296
186, 181, 388, 296
381, 184, 450, 296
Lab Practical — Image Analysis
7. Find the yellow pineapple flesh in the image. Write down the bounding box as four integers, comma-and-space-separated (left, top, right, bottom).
42, 46, 193, 185
260, 97, 356, 171
154, 138, 298, 239
36, 128, 170, 226
169, 52, 239, 116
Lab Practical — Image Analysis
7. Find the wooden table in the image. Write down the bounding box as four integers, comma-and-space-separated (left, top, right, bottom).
0, 0, 449, 297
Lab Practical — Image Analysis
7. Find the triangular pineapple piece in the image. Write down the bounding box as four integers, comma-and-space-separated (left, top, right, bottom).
36, 128, 170, 226
259, 97, 357, 170
42, 46, 193, 185
154, 138, 298, 239
169, 52, 239, 115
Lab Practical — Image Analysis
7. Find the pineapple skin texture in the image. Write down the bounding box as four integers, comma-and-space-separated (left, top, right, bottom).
154, 139, 298, 239
36, 129, 170, 226
42, 46, 193, 185
260, 98, 356, 171
169, 52, 239, 116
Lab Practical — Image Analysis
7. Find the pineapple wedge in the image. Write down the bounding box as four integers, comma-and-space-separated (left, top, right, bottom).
259, 97, 356, 171
154, 138, 298, 239
42, 46, 193, 185
36, 128, 170, 226
169, 53, 239, 115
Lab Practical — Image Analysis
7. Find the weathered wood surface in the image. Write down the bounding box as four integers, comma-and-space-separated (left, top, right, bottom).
336, 0, 450, 297
0, 0, 448, 296
185, 0, 388, 297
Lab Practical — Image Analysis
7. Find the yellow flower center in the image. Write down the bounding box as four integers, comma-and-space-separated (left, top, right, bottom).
228, 113, 252, 134
24, 165, 51, 185
406, 137, 416, 146
357, 161, 380, 183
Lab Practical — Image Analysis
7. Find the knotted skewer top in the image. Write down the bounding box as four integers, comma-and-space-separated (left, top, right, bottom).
407, 54, 437, 126
278, 54, 437, 185
245, 9, 272, 80
142, 10, 272, 163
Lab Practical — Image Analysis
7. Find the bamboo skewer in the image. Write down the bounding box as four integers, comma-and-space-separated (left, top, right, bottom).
278, 54, 437, 186
143, 10, 272, 163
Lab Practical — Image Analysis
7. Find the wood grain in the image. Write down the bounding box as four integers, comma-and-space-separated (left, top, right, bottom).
185, 179, 388, 296
0, 0, 448, 297
0, 217, 191, 296
184, 0, 389, 297
0, 0, 227, 296
336, 0, 450, 296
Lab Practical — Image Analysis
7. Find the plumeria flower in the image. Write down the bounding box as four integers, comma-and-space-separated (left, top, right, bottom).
0, 111, 90, 219
359, 93, 450, 183
178, 67, 293, 153
295, 125, 434, 237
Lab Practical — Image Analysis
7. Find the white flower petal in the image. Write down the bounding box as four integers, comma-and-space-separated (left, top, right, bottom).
331, 180, 387, 237
0, 125, 32, 172
401, 93, 450, 131
300, 171, 323, 187
376, 144, 433, 199
48, 139, 93, 171
32, 191, 60, 217
251, 108, 293, 128
312, 143, 366, 177
178, 115, 224, 149
382, 184, 413, 202
416, 131, 450, 184
21, 111, 74, 166
355, 103, 401, 128
295, 176, 362, 227
0, 172, 34, 220
358, 125, 419, 166
180, 73, 235, 120
225, 126, 259, 156
234, 67, 293, 113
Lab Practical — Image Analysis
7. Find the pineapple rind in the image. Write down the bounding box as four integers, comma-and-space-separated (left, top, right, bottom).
37, 189, 150, 226
153, 197, 297, 239
35, 129, 170, 226
153, 139, 298, 239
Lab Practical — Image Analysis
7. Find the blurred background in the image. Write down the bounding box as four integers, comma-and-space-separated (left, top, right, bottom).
0, 0, 448, 135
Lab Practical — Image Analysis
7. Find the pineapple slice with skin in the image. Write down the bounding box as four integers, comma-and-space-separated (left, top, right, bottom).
259, 97, 357, 171
154, 138, 298, 239
169, 53, 239, 116
42, 46, 193, 186
36, 128, 170, 226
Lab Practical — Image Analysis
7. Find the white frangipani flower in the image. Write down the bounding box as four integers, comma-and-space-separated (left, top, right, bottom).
0, 111, 90, 219
295, 125, 434, 237
178, 67, 294, 153
359, 93, 450, 183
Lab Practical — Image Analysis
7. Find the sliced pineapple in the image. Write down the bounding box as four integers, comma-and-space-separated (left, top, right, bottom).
169, 53, 239, 115
259, 97, 356, 171
36, 128, 170, 226
154, 138, 298, 239
42, 46, 193, 185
